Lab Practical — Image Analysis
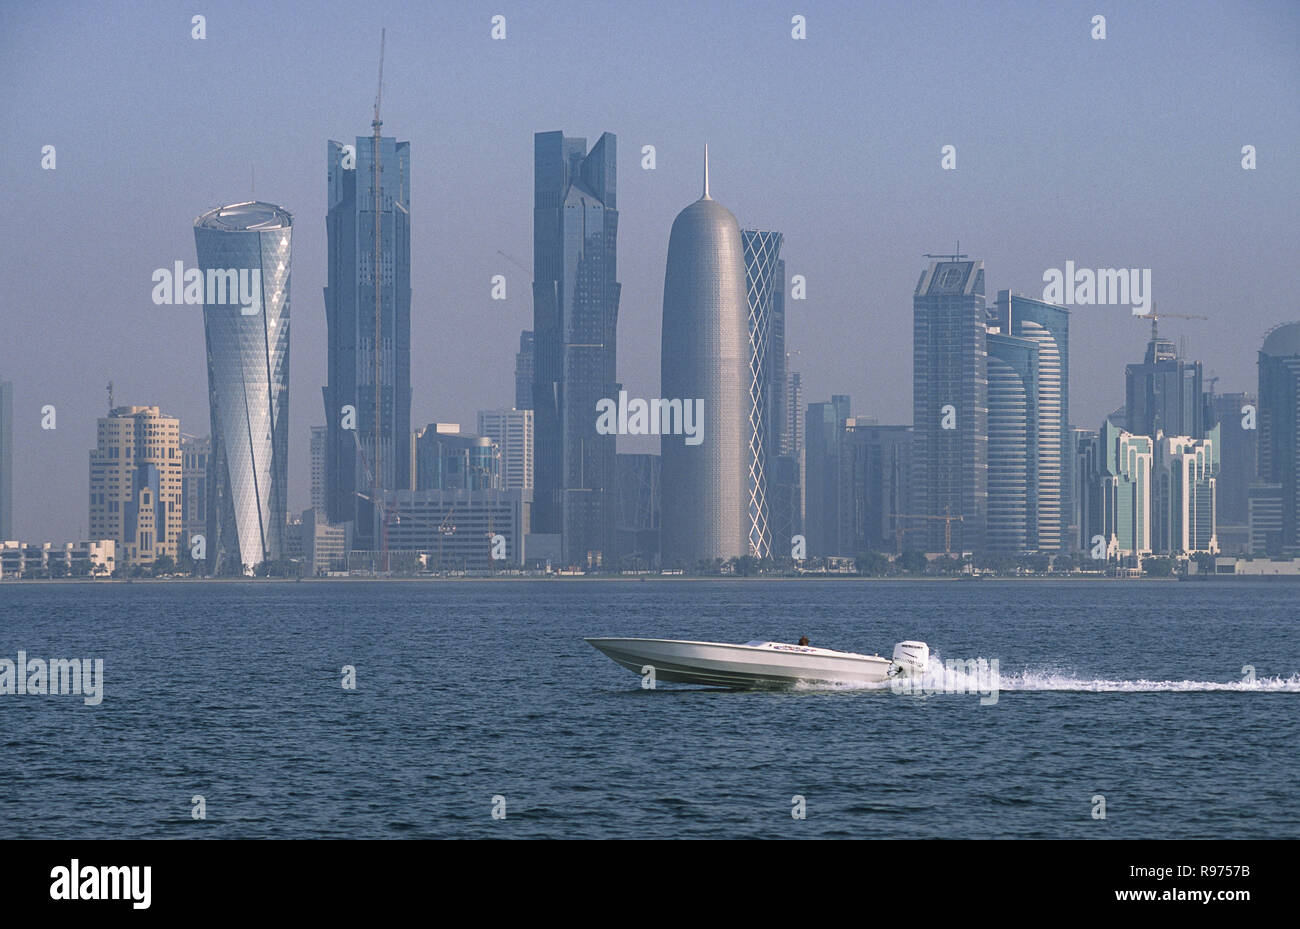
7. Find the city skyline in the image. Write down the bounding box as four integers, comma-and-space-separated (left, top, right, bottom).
3, 0, 1299, 541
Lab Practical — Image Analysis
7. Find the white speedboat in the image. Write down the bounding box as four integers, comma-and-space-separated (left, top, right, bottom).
585, 637, 929, 689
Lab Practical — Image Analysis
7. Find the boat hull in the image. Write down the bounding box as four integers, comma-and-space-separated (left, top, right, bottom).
584, 637, 895, 688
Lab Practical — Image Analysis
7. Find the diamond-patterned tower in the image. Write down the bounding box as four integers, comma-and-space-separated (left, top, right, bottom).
741, 229, 783, 558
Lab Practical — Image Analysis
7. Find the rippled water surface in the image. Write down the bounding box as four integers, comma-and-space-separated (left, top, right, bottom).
1, 579, 1296, 838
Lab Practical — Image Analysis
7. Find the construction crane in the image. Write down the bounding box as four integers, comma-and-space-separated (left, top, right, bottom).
105, 381, 114, 414
370, 28, 386, 567
923, 241, 968, 262
1140, 301, 1207, 343
889, 506, 965, 555
497, 249, 530, 275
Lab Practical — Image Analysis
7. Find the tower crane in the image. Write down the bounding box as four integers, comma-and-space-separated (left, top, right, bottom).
889, 505, 965, 555
1139, 301, 1207, 342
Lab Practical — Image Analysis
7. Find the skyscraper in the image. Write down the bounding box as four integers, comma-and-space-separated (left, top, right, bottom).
514, 330, 534, 411
323, 134, 412, 541
992, 291, 1069, 551
985, 331, 1038, 553
1080, 420, 1153, 558
615, 452, 660, 567
768, 258, 789, 457
89, 405, 182, 567
769, 363, 803, 554
786, 370, 803, 458
1126, 326, 1205, 440
0, 378, 11, 540
1206, 391, 1257, 552
531, 131, 620, 567
841, 421, 911, 556
194, 201, 292, 573
912, 259, 987, 553
478, 408, 534, 491
1151, 427, 1219, 554
660, 149, 751, 567
740, 229, 783, 558
180, 433, 210, 551
1257, 322, 1300, 555
804, 396, 850, 557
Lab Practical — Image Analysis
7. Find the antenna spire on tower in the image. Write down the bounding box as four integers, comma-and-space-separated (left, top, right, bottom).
702, 144, 711, 200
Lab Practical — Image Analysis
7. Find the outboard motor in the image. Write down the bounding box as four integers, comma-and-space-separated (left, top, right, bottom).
891, 641, 930, 678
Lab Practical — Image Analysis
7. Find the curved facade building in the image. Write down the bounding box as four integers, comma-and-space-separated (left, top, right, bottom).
194, 201, 292, 574
660, 151, 751, 567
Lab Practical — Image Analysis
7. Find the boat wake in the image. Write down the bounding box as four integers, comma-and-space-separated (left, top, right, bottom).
791, 651, 1300, 694
994, 670, 1300, 693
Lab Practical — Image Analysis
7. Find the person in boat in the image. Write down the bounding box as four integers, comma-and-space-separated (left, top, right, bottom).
798, 636, 810, 646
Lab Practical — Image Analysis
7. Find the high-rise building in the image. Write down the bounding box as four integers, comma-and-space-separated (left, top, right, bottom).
0, 377, 11, 540
1257, 322, 1300, 555
991, 291, 1069, 550
768, 258, 789, 457
531, 131, 620, 567
1080, 421, 1153, 558
477, 409, 533, 491
615, 452, 660, 568
89, 405, 182, 567
1069, 426, 1099, 552
1126, 326, 1205, 440
180, 434, 210, 550
786, 370, 803, 458
841, 421, 911, 556
412, 424, 500, 491
659, 149, 750, 567
195, 201, 292, 573
1207, 392, 1257, 553
804, 396, 850, 557
514, 330, 534, 411
323, 134, 412, 541
768, 452, 802, 557
985, 330, 1038, 553
740, 229, 783, 558
310, 425, 327, 511
1151, 427, 1219, 554
912, 259, 987, 553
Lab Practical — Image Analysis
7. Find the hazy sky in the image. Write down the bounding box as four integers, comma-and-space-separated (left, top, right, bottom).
2, 0, 1298, 541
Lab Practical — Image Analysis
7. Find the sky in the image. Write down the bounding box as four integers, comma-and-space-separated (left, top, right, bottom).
1, 0, 1298, 541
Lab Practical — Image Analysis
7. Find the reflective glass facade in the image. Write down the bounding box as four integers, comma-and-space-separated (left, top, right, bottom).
740, 229, 782, 558
1258, 323, 1300, 554
986, 332, 1037, 553
531, 131, 620, 567
911, 260, 987, 552
323, 135, 412, 541
195, 201, 292, 573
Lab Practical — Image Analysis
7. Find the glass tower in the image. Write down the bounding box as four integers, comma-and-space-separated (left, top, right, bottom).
194, 201, 292, 574
740, 229, 783, 559
531, 131, 620, 568
990, 291, 1070, 552
323, 135, 412, 541
1257, 322, 1300, 554
986, 332, 1037, 553
912, 259, 987, 553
